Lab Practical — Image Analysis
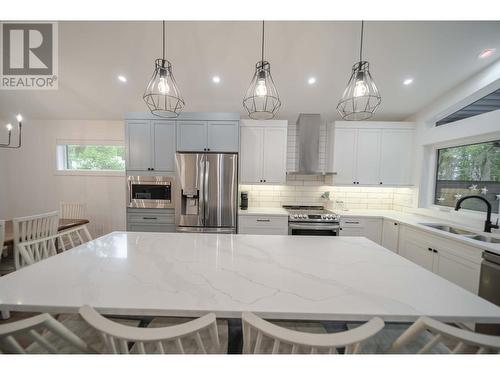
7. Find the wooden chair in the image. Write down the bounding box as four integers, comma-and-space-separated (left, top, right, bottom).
16, 225, 92, 268
242, 312, 384, 354
13, 211, 59, 269
0, 313, 93, 354
388, 316, 500, 354
79, 305, 227, 354
60, 202, 87, 220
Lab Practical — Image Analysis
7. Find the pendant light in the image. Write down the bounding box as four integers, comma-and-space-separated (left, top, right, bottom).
243, 21, 281, 120
143, 21, 185, 118
337, 21, 381, 121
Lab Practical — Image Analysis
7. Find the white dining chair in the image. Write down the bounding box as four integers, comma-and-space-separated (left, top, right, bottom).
13, 211, 59, 269
0, 313, 93, 354
79, 305, 227, 354
388, 316, 500, 354
16, 225, 92, 268
60, 202, 87, 220
242, 312, 385, 354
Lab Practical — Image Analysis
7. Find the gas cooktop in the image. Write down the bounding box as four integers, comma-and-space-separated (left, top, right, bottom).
283, 205, 340, 222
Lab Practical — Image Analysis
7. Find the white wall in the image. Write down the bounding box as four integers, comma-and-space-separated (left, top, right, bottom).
0, 124, 10, 219
408, 58, 500, 228
1, 120, 126, 236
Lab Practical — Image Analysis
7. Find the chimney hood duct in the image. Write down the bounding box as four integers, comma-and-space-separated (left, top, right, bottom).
290, 113, 334, 175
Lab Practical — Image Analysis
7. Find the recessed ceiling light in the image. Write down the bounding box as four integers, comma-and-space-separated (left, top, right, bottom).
403, 78, 414, 85
117, 75, 127, 83
212, 76, 221, 84
308, 77, 316, 85
478, 48, 496, 59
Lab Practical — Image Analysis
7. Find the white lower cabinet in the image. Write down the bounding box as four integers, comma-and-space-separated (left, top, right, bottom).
381, 219, 400, 253
238, 215, 288, 235
398, 225, 481, 294
339, 217, 382, 244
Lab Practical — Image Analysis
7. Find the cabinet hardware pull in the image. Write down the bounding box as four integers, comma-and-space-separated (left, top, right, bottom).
256, 219, 270, 222
394, 223, 398, 226
345, 221, 359, 224
433, 249, 438, 253
428, 247, 432, 251
143, 217, 158, 220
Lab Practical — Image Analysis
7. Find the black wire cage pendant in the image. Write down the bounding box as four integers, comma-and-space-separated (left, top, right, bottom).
337, 21, 381, 121
243, 21, 281, 120
143, 21, 185, 118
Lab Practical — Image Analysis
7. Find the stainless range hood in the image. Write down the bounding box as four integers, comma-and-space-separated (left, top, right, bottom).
289, 113, 335, 175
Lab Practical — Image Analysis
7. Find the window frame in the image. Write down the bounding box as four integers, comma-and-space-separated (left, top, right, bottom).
55, 139, 125, 177
431, 139, 500, 215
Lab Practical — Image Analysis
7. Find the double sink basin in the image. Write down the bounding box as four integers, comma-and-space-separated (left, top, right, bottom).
420, 223, 500, 244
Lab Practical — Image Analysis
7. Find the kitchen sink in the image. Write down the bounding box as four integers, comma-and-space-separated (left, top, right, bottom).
465, 235, 500, 244
420, 223, 475, 235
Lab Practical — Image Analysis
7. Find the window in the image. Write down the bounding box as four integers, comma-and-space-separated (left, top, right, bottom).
435, 88, 500, 126
435, 140, 500, 214
56, 143, 125, 172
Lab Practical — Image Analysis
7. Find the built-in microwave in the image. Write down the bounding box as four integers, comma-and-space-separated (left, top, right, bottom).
127, 176, 175, 209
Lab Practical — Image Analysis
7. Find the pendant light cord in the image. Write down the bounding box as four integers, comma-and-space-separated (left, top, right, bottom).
359, 20, 364, 62
162, 21, 166, 60
261, 20, 265, 64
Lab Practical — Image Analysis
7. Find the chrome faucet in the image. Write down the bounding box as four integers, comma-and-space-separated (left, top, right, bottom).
455, 195, 499, 233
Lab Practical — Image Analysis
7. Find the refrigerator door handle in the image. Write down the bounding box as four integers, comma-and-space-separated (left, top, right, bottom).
204, 159, 210, 223
198, 155, 205, 226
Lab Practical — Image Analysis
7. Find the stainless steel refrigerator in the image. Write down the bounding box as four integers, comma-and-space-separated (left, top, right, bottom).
175, 152, 238, 233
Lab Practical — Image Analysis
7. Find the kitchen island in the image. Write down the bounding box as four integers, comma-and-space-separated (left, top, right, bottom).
1, 231, 500, 324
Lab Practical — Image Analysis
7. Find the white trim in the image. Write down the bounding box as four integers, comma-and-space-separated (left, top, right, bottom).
54, 170, 125, 177
56, 139, 123, 146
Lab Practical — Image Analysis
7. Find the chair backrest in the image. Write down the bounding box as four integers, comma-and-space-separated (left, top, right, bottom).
13, 211, 59, 269
79, 305, 223, 354
242, 312, 384, 354
60, 202, 87, 220
16, 225, 92, 268
0, 220, 4, 264
388, 316, 500, 354
0, 313, 92, 354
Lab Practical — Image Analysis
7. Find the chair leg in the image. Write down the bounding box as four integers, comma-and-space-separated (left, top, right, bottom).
1, 310, 11, 320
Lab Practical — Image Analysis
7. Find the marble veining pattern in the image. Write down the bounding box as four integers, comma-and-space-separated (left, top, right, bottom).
1, 232, 500, 323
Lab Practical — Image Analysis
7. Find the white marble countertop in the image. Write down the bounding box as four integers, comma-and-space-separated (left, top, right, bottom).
338, 209, 500, 255
238, 207, 288, 216
1, 231, 500, 323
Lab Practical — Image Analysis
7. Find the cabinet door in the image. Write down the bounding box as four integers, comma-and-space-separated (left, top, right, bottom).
381, 219, 399, 253
355, 129, 381, 185
379, 130, 413, 185
333, 128, 358, 184
240, 126, 264, 183
153, 121, 176, 171
262, 127, 287, 184
177, 121, 207, 151
398, 235, 434, 271
363, 218, 383, 244
433, 250, 480, 293
126, 120, 152, 171
207, 121, 239, 152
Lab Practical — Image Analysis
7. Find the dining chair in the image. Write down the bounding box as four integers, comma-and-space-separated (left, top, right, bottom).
60, 202, 87, 220
387, 316, 500, 354
242, 312, 385, 354
0, 313, 93, 354
13, 211, 59, 269
79, 305, 227, 354
16, 225, 92, 268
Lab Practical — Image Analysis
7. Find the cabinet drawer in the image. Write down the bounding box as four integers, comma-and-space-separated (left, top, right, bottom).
128, 213, 175, 224
238, 227, 287, 235
340, 218, 364, 227
128, 223, 176, 233
238, 215, 288, 230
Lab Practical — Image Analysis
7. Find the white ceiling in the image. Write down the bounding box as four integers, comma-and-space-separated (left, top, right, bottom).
1, 21, 500, 123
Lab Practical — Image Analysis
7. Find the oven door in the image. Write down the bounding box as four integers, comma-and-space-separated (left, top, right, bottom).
288, 222, 340, 236
128, 176, 174, 209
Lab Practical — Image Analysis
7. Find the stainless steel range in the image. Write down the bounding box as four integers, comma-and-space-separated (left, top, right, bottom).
284, 205, 340, 236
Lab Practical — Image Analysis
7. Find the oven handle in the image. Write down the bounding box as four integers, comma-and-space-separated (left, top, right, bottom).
289, 223, 340, 231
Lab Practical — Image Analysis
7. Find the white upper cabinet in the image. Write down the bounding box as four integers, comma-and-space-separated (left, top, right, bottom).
126, 121, 152, 171
240, 120, 288, 184
177, 120, 239, 152
126, 120, 176, 172
379, 129, 413, 185
153, 121, 176, 171
176, 121, 207, 151
331, 122, 414, 186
